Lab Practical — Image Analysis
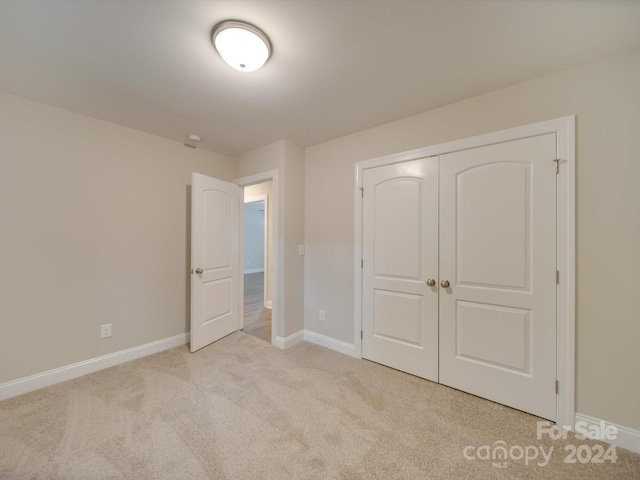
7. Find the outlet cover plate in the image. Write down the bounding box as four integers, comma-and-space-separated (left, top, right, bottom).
100, 324, 112, 338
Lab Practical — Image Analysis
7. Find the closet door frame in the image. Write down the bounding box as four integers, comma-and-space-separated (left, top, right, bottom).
354, 115, 575, 428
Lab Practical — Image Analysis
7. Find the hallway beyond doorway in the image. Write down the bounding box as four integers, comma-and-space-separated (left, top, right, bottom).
243, 272, 271, 342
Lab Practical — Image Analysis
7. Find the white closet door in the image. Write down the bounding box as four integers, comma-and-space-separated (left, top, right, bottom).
362, 157, 439, 381
439, 134, 557, 420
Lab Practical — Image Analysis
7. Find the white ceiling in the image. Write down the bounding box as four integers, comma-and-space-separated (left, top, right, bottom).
1, 1, 640, 157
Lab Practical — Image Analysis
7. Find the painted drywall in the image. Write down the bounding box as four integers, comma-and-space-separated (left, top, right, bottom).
282, 141, 305, 337
304, 48, 640, 431
235, 140, 305, 338
0, 91, 234, 384
243, 201, 265, 273
244, 181, 273, 306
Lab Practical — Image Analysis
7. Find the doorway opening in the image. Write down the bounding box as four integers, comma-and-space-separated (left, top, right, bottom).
243, 182, 273, 342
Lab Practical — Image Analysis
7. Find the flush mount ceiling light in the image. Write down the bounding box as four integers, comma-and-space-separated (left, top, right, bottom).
212, 20, 272, 72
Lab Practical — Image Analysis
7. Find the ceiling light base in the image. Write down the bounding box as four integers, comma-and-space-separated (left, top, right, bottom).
212, 20, 272, 72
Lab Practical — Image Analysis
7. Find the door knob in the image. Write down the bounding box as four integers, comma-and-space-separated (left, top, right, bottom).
426, 279, 436, 287
440, 280, 450, 288
195, 268, 204, 274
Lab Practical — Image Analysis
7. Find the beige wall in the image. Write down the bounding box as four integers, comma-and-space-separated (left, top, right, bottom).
235, 140, 305, 338
244, 181, 274, 306
234, 141, 283, 179
282, 141, 305, 337
0, 92, 234, 384
304, 48, 640, 430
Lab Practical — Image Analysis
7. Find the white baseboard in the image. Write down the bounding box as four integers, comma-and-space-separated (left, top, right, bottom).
574, 413, 640, 454
303, 330, 358, 358
15, 331, 638, 457
0, 333, 190, 401
273, 330, 304, 350
265, 300, 272, 309
244, 268, 264, 274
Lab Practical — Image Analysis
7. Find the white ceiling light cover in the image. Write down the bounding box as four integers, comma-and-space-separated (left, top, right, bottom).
212, 21, 271, 72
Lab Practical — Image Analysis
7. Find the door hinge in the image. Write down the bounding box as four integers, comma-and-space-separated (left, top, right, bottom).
361, 259, 364, 269
359, 187, 364, 198
556, 380, 559, 394
556, 270, 560, 284
553, 158, 561, 174
361, 330, 363, 340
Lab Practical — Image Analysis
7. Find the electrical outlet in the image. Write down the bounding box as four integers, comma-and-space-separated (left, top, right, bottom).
298, 245, 305, 256
100, 324, 112, 338
319, 309, 325, 322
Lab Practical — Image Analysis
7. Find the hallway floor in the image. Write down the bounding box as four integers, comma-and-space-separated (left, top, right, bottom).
243, 271, 271, 343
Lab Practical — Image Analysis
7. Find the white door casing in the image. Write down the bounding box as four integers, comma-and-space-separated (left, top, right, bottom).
191, 173, 242, 352
439, 134, 557, 420
235, 170, 280, 347
362, 158, 439, 381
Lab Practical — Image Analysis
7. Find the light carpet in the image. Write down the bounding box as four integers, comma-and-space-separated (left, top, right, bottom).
1, 332, 638, 479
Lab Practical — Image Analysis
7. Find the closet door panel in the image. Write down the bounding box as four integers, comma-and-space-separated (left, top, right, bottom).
439, 134, 557, 421
362, 157, 439, 382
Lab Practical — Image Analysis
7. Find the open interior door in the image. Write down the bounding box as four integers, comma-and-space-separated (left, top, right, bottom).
190, 172, 242, 352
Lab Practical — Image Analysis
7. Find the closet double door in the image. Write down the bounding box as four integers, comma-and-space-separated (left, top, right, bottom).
361, 134, 557, 420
